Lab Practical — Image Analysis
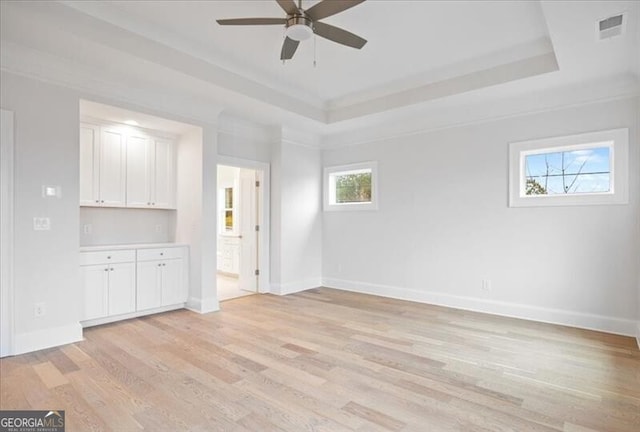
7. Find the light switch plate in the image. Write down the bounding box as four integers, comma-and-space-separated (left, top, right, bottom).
33, 217, 51, 231
42, 185, 61, 198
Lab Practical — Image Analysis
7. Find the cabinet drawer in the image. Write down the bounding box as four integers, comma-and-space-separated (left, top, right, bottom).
221, 236, 240, 246
137, 247, 185, 261
80, 250, 135, 266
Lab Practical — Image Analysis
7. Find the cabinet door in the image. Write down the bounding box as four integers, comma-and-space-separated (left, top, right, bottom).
81, 265, 108, 320
161, 258, 186, 306
79, 123, 100, 206
152, 138, 176, 209
107, 262, 136, 316
137, 260, 162, 311
99, 128, 127, 207
126, 133, 153, 208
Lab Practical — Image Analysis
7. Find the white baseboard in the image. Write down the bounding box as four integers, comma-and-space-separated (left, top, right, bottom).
323, 278, 638, 337
270, 278, 322, 296
82, 304, 186, 328
186, 296, 219, 314
13, 322, 83, 355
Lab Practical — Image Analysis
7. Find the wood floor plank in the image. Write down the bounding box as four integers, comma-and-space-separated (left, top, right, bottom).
32, 361, 69, 389
2, 287, 638, 431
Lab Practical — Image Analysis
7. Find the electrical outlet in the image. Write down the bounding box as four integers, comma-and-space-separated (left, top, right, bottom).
481, 279, 492, 292
34, 302, 46, 317
83, 224, 92, 234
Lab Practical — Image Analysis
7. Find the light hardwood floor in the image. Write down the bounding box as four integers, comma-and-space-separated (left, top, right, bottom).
1, 288, 639, 431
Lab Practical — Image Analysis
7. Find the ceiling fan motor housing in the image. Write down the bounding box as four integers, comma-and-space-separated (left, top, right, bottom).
285, 14, 314, 41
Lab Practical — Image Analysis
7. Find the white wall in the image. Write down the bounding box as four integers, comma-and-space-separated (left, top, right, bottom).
323, 97, 640, 336
0, 72, 83, 353
637, 96, 640, 347
218, 131, 271, 163
271, 136, 323, 294
217, 165, 239, 189
80, 207, 174, 246
175, 126, 219, 314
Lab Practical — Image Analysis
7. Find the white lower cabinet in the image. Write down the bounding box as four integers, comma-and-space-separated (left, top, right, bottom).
81, 245, 188, 325
217, 236, 240, 274
81, 251, 136, 320
136, 248, 188, 310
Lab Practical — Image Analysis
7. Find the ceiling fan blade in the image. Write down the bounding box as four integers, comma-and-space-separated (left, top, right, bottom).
313, 21, 367, 49
276, 0, 299, 15
281, 36, 300, 60
305, 0, 366, 21
217, 18, 287, 26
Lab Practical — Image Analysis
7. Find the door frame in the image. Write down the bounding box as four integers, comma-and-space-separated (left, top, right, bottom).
1, 109, 15, 357
216, 156, 270, 294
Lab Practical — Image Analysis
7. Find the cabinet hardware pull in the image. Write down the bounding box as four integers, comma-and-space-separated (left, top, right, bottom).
107, 256, 111, 259
95, 200, 99, 203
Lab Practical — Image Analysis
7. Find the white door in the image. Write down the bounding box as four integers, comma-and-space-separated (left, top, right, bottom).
99, 128, 127, 207
81, 265, 109, 320
238, 168, 258, 293
1, 109, 14, 357
126, 133, 152, 208
137, 260, 162, 310
107, 262, 136, 315
153, 138, 175, 209
79, 123, 100, 206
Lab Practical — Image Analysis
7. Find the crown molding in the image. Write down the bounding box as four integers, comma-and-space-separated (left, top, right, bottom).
321, 74, 640, 148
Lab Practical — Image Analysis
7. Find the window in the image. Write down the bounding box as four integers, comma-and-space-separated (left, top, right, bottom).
509, 128, 628, 207
324, 162, 378, 211
223, 187, 234, 231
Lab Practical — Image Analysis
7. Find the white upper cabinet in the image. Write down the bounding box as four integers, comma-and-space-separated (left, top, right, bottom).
151, 138, 176, 209
126, 135, 176, 209
79, 123, 127, 207
99, 127, 127, 207
79, 123, 100, 206
80, 121, 176, 209
125, 132, 153, 208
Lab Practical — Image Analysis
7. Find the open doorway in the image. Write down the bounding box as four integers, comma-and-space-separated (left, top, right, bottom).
216, 159, 268, 301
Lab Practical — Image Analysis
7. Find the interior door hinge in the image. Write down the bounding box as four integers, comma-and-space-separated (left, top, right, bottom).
255, 180, 260, 187
255, 225, 260, 232
255, 269, 260, 276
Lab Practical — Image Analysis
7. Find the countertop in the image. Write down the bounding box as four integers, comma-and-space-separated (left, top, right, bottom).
80, 242, 188, 252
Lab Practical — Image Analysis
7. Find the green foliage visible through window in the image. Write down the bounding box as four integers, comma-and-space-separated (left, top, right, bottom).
335, 172, 372, 203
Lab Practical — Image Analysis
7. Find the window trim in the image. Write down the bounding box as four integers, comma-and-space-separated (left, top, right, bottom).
324, 161, 378, 211
508, 128, 629, 207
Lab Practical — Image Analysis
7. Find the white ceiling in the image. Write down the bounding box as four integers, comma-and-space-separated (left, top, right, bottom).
76, 1, 550, 102
1, 0, 639, 140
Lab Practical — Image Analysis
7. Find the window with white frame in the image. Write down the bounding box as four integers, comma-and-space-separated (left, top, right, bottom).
509, 128, 628, 207
324, 161, 378, 211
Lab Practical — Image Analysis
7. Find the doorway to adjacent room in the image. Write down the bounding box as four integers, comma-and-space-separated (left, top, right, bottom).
216, 158, 269, 301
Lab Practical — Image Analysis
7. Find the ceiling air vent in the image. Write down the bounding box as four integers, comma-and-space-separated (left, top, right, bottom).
597, 13, 625, 40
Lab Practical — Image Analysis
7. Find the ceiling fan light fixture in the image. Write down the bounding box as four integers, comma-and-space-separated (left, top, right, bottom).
285, 15, 313, 41
286, 23, 313, 41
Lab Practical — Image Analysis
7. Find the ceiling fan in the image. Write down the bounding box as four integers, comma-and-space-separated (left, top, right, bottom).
216, 0, 367, 60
